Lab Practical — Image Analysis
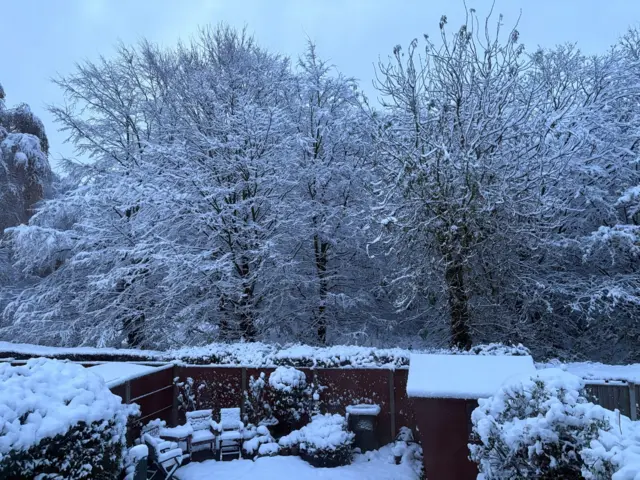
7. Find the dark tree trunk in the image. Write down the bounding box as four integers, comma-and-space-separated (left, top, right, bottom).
445, 261, 472, 350
238, 260, 257, 340
314, 234, 329, 344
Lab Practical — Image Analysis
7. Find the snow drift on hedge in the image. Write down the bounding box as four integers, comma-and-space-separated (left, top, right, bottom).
167, 341, 530, 368
0, 340, 530, 368
0, 358, 136, 457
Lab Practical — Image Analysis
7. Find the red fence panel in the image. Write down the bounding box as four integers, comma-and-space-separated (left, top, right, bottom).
314, 368, 393, 445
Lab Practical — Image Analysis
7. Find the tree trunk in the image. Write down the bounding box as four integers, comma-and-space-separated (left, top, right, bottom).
314, 234, 329, 344
444, 260, 472, 350
238, 260, 257, 340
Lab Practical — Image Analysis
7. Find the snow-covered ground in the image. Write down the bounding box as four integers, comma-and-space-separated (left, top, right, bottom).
174, 446, 419, 480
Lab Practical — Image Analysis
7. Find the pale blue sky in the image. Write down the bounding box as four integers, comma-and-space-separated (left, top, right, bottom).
1, 0, 636, 169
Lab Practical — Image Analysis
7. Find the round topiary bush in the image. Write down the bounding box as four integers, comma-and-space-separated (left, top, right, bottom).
469, 368, 625, 480
269, 366, 310, 432
0, 358, 138, 479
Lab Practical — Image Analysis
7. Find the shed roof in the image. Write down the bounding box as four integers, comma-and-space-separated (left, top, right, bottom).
88, 362, 157, 387
406, 353, 536, 399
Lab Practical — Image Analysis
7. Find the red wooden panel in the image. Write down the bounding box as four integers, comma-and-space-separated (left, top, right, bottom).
109, 383, 127, 402
132, 387, 173, 419
130, 367, 174, 399
315, 369, 392, 445
176, 366, 243, 420
394, 369, 419, 441
415, 398, 477, 480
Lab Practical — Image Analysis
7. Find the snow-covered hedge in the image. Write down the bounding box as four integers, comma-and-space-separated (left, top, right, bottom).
0, 340, 531, 368
469, 368, 639, 479
0, 358, 138, 479
170, 342, 530, 368
280, 413, 355, 468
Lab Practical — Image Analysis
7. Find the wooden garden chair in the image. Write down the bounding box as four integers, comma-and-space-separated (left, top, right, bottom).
211, 407, 244, 460
143, 433, 184, 480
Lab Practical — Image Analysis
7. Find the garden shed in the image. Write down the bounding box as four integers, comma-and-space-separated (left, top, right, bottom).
407, 353, 536, 480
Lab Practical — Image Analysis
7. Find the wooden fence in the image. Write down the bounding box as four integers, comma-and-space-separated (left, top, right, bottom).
107, 364, 640, 447
585, 381, 639, 420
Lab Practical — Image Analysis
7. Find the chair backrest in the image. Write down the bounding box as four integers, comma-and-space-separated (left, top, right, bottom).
220, 407, 242, 430
186, 409, 213, 431
141, 419, 166, 438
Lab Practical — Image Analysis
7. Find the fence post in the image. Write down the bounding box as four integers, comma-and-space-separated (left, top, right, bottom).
241, 367, 247, 416
124, 380, 131, 404
389, 369, 396, 441
630, 382, 637, 421
171, 364, 179, 427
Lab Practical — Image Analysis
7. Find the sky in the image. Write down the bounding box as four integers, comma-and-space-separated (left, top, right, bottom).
0, 0, 637, 170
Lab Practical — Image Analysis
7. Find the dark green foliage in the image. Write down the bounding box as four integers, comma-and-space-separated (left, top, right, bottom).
0, 420, 125, 479
300, 441, 353, 468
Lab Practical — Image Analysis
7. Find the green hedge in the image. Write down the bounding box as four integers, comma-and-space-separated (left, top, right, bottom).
0, 420, 125, 479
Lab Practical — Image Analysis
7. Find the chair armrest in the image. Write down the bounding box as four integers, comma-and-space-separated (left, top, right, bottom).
210, 420, 222, 433
157, 440, 179, 452
158, 447, 183, 465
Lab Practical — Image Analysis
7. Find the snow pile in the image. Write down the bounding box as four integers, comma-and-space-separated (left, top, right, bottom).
299, 414, 354, 452
269, 366, 307, 392
174, 445, 419, 480
0, 358, 138, 478
406, 353, 536, 399
243, 425, 279, 457
470, 368, 640, 479
0, 358, 135, 456
279, 413, 355, 467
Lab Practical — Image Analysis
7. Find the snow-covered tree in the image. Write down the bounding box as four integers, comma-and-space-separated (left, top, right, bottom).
283, 43, 385, 344
0, 82, 52, 323
372, 11, 597, 350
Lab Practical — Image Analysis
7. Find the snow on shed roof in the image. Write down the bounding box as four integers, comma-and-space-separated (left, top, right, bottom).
88, 362, 158, 387
407, 353, 536, 399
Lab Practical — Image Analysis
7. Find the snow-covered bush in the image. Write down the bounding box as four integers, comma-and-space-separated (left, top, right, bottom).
469, 369, 626, 479
242, 425, 279, 459
280, 413, 354, 467
174, 376, 205, 413
466, 343, 531, 356
391, 427, 423, 477
269, 367, 312, 432
243, 372, 276, 426
123, 444, 148, 480
0, 358, 138, 479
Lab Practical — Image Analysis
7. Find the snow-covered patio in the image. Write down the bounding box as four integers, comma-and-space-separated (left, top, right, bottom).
174, 446, 419, 480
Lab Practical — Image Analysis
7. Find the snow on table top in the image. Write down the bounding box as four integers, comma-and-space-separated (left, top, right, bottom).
88, 362, 158, 386
407, 353, 536, 399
